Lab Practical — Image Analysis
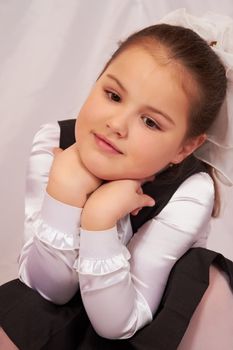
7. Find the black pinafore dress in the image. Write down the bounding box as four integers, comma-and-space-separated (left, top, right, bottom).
0, 119, 233, 350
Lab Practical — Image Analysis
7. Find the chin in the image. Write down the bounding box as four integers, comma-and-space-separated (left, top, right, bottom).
79, 157, 115, 180
85, 165, 144, 181
87, 166, 122, 181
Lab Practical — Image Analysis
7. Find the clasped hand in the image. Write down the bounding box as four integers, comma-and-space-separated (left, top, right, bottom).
47, 144, 155, 231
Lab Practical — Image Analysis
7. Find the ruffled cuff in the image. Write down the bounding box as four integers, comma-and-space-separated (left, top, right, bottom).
74, 245, 130, 275
33, 217, 80, 250
33, 192, 82, 250
74, 226, 131, 275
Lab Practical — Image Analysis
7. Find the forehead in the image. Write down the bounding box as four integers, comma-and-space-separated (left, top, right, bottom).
106, 47, 193, 106
105, 45, 196, 93
104, 45, 199, 117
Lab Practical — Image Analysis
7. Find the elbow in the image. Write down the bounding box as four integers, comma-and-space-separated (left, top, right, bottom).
19, 269, 79, 305
19, 240, 79, 304
95, 328, 135, 340
29, 273, 79, 305
43, 292, 77, 305
86, 300, 152, 340
19, 256, 79, 305
89, 319, 137, 340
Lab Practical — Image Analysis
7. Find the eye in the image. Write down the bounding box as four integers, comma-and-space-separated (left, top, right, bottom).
141, 116, 161, 130
105, 90, 121, 102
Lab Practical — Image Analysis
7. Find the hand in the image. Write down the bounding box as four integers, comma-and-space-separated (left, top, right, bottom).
81, 177, 155, 230
47, 144, 102, 207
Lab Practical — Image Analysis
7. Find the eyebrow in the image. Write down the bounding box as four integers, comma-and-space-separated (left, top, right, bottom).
106, 73, 175, 126
106, 74, 127, 93
145, 105, 175, 126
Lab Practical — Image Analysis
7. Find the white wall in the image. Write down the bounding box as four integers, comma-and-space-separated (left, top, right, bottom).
1, 0, 233, 284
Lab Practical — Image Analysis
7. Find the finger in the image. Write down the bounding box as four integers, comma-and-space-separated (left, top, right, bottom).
136, 186, 143, 195
146, 175, 156, 183
52, 147, 63, 156
139, 194, 155, 207
131, 194, 155, 216
131, 208, 142, 215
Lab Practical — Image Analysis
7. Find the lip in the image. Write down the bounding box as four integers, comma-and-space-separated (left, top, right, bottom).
94, 133, 123, 154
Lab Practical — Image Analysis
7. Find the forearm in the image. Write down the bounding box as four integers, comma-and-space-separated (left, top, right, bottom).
76, 180, 156, 338
19, 192, 82, 304
76, 226, 152, 339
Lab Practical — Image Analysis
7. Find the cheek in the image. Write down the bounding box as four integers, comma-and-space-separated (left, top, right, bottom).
132, 138, 180, 174
76, 97, 104, 134
75, 104, 93, 140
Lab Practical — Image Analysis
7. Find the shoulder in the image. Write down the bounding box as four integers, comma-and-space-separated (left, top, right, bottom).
156, 172, 214, 233
30, 122, 60, 153
172, 172, 215, 204
32, 122, 60, 142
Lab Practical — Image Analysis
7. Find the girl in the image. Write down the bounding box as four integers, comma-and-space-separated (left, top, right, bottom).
1, 9, 233, 350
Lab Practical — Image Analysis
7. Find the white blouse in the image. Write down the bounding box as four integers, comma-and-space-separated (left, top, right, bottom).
18, 122, 215, 339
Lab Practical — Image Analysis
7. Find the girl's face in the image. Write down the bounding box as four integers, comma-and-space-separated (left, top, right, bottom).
75, 46, 203, 180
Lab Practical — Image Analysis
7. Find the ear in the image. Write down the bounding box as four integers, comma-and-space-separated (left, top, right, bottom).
171, 133, 207, 165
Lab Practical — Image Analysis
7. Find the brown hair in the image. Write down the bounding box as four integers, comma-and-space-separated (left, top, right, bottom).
100, 24, 227, 216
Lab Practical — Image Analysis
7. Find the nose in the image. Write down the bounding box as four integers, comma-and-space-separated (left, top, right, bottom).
106, 112, 129, 137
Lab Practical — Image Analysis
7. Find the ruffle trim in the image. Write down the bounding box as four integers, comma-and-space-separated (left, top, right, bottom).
33, 217, 80, 250
74, 245, 131, 275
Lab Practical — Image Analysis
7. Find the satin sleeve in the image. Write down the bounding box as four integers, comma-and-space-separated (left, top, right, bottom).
18, 123, 81, 303
76, 173, 214, 339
